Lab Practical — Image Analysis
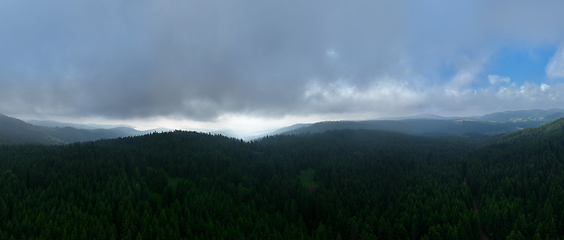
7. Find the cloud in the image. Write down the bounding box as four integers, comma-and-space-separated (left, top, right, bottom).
1, 0, 564, 132
301, 78, 425, 116
479, 1, 564, 43
445, 66, 482, 95
488, 75, 511, 84
546, 44, 564, 79
540, 83, 551, 92
0, 0, 410, 120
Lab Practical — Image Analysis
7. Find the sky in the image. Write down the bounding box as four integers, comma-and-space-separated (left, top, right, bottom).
2, 0, 564, 138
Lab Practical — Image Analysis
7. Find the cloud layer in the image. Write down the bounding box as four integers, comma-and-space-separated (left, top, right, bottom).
1, 0, 564, 128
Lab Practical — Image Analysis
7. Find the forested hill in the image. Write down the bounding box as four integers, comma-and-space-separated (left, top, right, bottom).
485, 117, 564, 145
0, 119, 563, 239
271, 109, 564, 138
464, 117, 564, 239
0, 113, 132, 144
278, 118, 544, 137
479, 108, 564, 122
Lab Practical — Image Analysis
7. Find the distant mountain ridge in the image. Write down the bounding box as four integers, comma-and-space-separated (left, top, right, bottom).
544, 112, 564, 122
0, 114, 129, 144
3, 108, 564, 144
26, 119, 135, 130
0, 114, 168, 145
26, 119, 171, 135
276, 119, 536, 137
479, 108, 564, 122
376, 113, 474, 120
269, 109, 564, 138
269, 123, 312, 135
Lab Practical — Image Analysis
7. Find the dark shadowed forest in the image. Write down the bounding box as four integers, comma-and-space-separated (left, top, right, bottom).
1, 118, 564, 239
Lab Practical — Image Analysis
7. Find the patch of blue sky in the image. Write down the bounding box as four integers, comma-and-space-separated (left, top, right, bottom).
438, 60, 457, 83
485, 45, 556, 85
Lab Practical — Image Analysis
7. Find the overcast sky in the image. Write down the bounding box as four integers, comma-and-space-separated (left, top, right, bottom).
2, 0, 564, 138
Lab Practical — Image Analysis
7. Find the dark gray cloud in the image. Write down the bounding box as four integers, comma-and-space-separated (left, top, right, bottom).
1, 0, 564, 128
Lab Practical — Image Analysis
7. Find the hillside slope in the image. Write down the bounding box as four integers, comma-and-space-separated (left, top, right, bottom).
0, 113, 129, 144
479, 108, 564, 122
464, 117, 564, 238
278, 118, 543, 137
484, 117, 564, 145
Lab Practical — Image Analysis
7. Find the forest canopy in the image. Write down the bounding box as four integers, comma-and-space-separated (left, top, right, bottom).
1, 119, 564, 239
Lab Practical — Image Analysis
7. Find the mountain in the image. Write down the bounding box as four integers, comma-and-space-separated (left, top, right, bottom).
479, 108, 564, 122
108, 126, 171, 136
237, 124, 314, 141
27, 119, 172, 135
26, 119, 134, 130
485, 117, 564, 145
268, 123, 312, 135
0, 113, 60, 144
269, 109, 564, 138
376, 113, 474, 120
275, 118, 545, 137
0, 113, 131, 144
260, 113, 473, 138
543, 111, 564, 122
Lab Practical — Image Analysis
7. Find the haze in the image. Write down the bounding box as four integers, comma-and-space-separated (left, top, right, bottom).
2, 0, 564, 138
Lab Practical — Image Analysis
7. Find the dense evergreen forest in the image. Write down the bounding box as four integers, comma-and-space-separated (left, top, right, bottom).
1, 118, 564, 239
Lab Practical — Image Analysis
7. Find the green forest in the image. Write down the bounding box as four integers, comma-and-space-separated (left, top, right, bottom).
1, 118, 564, 239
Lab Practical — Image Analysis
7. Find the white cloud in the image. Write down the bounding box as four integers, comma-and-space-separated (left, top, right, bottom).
444, 59, 485, 96
546, 44, 564, 79
302, 78, 425, 116
541, 83, 551, 91
488, 74, 511, 84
